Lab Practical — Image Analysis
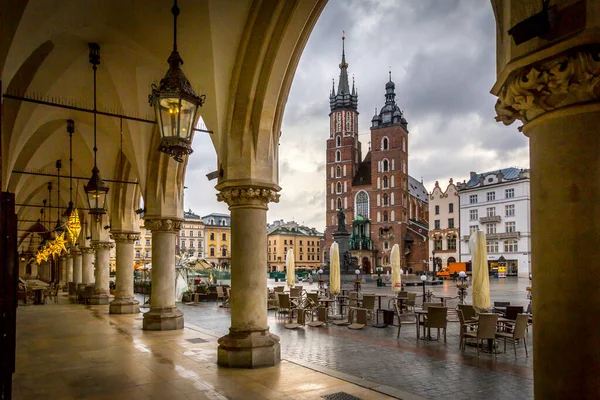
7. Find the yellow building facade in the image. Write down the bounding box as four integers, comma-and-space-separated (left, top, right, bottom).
267, 221, 323, 272
202, 213, 231, 268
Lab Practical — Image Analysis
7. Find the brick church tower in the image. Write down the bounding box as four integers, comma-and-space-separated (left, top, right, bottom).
325, 35, 360, 246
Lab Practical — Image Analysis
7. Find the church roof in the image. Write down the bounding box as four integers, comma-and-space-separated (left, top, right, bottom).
352, 152, 372, 186
463, 167, 524, 188
408, 175, 428, 203
371, 71, 408, 130
330, 36, 358, 112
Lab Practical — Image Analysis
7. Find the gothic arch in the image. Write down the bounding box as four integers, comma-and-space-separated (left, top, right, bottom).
354, 190, 369, 218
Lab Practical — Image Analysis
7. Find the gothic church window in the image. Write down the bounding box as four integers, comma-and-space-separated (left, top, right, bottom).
336, 150, 341, 162
336, 135, 341, 147
337, 198, 342, 209
383, 175, 389, 188
382, 159, 389, 172
383, 211, 389, 222
355, 191, 369, 218
336, 182, 342, 194
383, 193, 389, 206
382, 137, 389, 150
336, 166, 341, 178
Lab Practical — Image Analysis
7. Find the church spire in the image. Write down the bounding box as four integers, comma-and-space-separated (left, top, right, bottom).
329, 32, 358, 112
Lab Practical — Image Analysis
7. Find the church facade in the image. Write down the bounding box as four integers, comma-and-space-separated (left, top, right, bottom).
324, 38, 429, 273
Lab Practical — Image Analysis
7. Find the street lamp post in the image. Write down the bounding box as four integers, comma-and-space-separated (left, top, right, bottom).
432, 250, 437, 278
420, 274, 428, 306
354, 268, 361, 292
318, 268, 324, 291
376, 266, 383, 287
457, 271, 468, 304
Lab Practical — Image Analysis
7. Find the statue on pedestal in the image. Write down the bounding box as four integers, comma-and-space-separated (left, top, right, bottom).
336, 208, 346, 233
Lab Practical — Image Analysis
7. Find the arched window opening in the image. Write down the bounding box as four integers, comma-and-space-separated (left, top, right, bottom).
336, 135, 341, 147
383, 211, 389, 222
382, 137, 389, 150
383, 193, 389, 206
382, 159, 389, 172
337, 197, 342, 209
336, 182, 342, 194
383, 175, 389, 188
336, 166, 341, 178
336, 150, 341, 162
355, 191, 369, 218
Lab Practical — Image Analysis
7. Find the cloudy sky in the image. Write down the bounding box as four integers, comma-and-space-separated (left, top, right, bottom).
185, 0, 528, 231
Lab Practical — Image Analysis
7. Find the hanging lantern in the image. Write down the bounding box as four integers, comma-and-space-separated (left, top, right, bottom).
66, 208, 81, 247
149, 0, 205, 162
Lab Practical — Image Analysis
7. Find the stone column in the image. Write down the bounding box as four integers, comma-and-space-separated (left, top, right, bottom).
66, 255, 73, 282
142, 219, 183, 330
216, 187, 281, 368
109, 232, 140, 314
89, 242, 113, 305
30, 262, 38, 279
493, 48, 600, 397
72, 249, 82, 284
59, 256, 67, 288
81, 247, 95, 284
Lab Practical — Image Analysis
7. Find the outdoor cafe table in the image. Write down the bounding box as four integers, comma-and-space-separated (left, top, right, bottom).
372, 294, 390, 328
318, 298, 335, 312
336, 295, 349, 316
414, 309, 428, 339
435, 296, 453, 306
30, 287, 45, 305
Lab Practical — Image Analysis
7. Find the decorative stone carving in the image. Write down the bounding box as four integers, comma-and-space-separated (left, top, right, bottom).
217, 187, 280, 206
81, 247, 95, 254
495, 49, 600, 127
143, 219, 182, 232
110, 232, 141, 243
91, 241, 115, 250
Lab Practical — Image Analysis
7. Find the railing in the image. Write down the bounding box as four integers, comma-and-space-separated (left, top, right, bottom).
486, 231, 521, 240
480, 215, 501, 223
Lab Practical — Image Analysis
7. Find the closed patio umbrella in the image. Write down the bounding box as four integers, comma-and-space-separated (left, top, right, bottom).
391, 244, 402, 292
286, 248, 295, 288
329, 242, 340, 295
469, 231, 490, 309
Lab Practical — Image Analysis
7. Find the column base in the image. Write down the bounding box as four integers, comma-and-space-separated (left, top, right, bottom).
89, 294, 111, 305
143, 307, 183, 331
109, 298, 140, 314
217, 329, 281, 368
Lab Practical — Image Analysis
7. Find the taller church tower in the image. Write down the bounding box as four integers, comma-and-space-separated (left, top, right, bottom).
325, 35, 361, 248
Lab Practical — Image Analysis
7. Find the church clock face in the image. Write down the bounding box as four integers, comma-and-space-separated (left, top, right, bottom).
336, 112, 341, 132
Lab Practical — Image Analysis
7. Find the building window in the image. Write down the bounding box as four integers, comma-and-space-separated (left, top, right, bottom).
145, 239, 150, 246
447, 238, 456, 250
336, 166, 341, 178
336, 135, 341, 147
181, 240, 186, 248
210, 233, 214, 240
284, 240, 287, 245
449, 203, 454, 213
435, 205, 439, 215
336, 182, 342, 194
135, 250, 140, 258
448, 218, 454, 228
469, 209, 478, 220
487, 192, 496, 201
181, 231, 185, 237
210, 247, 215, 257
222, 247, 227, 257
382, 159, 389, 172
221, 233, 226, 241
209, 218, 215, 225
434, 239, 443, 251
383, 211, 389, 222
486, 207, 496, 217
383, 193, 389, 206
434, 220, 441, 229
469, 225, 479, 234
505, 240, 518, 252
190, 241, 194, 248
355, 191, 369, 218
487, 241, 499, 253
189, 231, 194, 237
506, 221, 516, 233
145, 250, 151, 258
337, 198, 342, 209
505, 188, 515, 199
382, 137, 389, 150
335, 150, 341, 162
469, 195, 478, 204
486, 223, 496, 234
383, 176, 389, 188
135, 240, 140, 245
505, 204, 515, 217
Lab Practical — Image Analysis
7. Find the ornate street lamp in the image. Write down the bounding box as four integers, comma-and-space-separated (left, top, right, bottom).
149, 0, 205, 162
420, 274, 428, 305
354, 268, 361, 292
84, 43, 109, 219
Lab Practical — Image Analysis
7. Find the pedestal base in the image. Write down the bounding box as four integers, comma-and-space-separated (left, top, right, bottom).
142, 307, 184, 331
109, 298, 140, 314
89, 293, 110, 305
217, 329, 281, 368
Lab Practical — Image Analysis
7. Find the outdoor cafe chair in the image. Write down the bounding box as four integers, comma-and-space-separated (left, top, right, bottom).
289, 287, 302, 301
457, 309, 478, 350
496, 313, 529, 358
424, 306, 448, 342
216, 286, 226, 305
504, 306, 523, 321
358, 294, 376, 321
405, 293, 417, 312
307, 307, 328, 327
463, 313, 499, 357
458, 304, 478, 323
422, 302, 438, 311
277, 293, 298, 321
267, 288, 279, 310
348, 308, 368, 330
393, 302, 410, 339
274, 286, 285, 293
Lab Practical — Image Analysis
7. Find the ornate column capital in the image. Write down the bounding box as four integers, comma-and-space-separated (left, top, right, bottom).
495, 48, 600, 129
110, 232, 141, 243
144, 218, 182, 232
91, 241, 115, 250
71, 248, 82, 256
217, 186, 280, 208
81, 247, 95, 255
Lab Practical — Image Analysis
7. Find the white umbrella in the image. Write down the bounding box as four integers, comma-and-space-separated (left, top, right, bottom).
469, 230, 491, 309
286, 248, 295, 288
391, 244, 402, 292
329, 242, 340, 295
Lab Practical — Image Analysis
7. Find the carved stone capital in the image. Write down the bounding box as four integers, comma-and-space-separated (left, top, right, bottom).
91, 241, 115, 250
217, 187, 280, 207
71, 248, 82, 256
495, 49, 600, 128
144, 218, 182, 232
81, 247, 95, 254
110, 232, 141, 243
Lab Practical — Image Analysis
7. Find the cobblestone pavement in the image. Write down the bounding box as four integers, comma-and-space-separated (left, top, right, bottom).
166, 278, 533, 400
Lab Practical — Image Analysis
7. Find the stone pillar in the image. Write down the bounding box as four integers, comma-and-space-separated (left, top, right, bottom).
109, 232, 140, 314
216, 187, 281, 368
59, 256, 67, 287
81, 247, 95, 284
493, 47, 600, 397
142, 219, 183, 330
72, 249, 82, 284
30, 262, 38, 279
66, 255, 73, 282
89, 242, 113, 305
